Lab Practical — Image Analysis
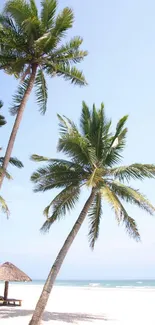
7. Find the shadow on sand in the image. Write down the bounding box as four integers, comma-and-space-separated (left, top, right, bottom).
0, 308, 108, 322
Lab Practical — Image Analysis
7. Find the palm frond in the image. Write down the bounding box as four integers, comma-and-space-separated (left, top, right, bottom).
52, 36, 83, 55
92, 103, 109, 159
0, 51, 28, 77
49, 36, 88, 64
0, 157, 23, 168
34, 31, 50, 52
0, 100, 3, 109
30, 0, 38, 17
110, 164, 155, 182
31, 159, 86, 191
109, 115, 128, 150
10, 76, 30, 115
101, 185, 120, 220
46, 63, 87, 86
41, 0, 57, 30
86, 168, 97, 187
57, 113, 110, 168
31, 155, 80, 168
4, 0, 32, 27
104, 134, 127, 167
0, 167, 12, 180
35, 69, 48, 114
0, 15, 16, 30
58, 133, 94, 166
52, 7, 74, 38
41, 184, 80, 232
80, 101, 91, 136
110, 128, 128, 152
115, 115, 128, 137
111, 193, 140, 241
52, 49, 88, 65
104, 149, 123, 167
0, 15, 27, 56
8, 157, 23, 168
107, 180, 155, 215
80, 102, 112, 162
88, 192, 102, 249
0, 101, 6, 127
0, 195, 10, 218
0, 116, 5, 128
86, 167, 104, 187
101, 185, 140, 240
122, 214, 140, 241
57, 115, 98, 167
57, 115, 90, 164
31, 154, 50, 162
114, 194, 140, 241
57, 114, 71, 136
21, 16, 40, 38
3, 1, 40, 44
104, 116, 128, 167
41, 7, 74, 53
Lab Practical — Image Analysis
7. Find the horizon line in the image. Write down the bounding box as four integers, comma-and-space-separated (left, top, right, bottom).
31, 278, 155, 281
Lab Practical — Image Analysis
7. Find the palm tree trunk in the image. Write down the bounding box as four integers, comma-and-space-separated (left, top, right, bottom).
0, 64, 37, 188
29, 188, 96, 325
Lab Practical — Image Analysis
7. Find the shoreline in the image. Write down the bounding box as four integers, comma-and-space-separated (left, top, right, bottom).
2, 282, 155, 291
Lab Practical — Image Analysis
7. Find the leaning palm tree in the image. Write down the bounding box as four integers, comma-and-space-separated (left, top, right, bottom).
0, 100, 23, 216
0, 0, 87, 187
29, 102, 155, 325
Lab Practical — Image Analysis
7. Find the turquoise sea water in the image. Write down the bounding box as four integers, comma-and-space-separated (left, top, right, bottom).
10, 279, 155, 288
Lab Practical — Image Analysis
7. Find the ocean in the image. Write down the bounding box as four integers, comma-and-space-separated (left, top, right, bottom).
13, 279, 155, 289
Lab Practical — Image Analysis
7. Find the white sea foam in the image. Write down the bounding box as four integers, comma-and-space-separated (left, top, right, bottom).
89, 283, 101, 287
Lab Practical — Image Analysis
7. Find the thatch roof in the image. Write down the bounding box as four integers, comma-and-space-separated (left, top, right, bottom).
0, 262, 32, 282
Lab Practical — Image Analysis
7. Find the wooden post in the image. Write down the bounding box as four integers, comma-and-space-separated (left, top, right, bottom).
4, 281, 9, 301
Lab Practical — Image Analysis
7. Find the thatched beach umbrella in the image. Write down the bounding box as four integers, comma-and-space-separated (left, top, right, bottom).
0, 262, 31, 300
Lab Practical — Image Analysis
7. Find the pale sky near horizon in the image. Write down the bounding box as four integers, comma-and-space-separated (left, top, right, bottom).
0, 0, 155, 280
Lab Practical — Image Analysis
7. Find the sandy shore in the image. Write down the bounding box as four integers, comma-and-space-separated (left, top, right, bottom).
0, 284, 155, 324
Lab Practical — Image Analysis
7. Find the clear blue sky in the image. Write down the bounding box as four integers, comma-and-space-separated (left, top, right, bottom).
0, 0, 155, 280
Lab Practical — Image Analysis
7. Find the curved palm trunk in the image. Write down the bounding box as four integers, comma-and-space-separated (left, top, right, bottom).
0, 64, 37, 188
29, 188, 96, 325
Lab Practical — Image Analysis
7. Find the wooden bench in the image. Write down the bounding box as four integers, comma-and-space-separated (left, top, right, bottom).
6, 299, 22, 306
0, 297, 22, 306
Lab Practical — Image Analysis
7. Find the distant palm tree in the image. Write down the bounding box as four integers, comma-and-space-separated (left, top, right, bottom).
0, 100, 23, 216
30, 102, 155, 325
0, 0, 87, 187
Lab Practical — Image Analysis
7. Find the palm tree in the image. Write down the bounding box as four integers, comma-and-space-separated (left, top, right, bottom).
0, 100, 23, 216
29, 102, 155, 325
0, 0, 87, 187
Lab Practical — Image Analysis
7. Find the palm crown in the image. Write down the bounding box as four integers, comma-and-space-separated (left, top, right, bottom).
31, 102, 155, 248
0, 0, 87, 114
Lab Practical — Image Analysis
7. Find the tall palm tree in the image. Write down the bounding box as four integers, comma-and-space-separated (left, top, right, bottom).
0, 100, 23, 216
0, 0, 87, 187
29, 102, 155, 325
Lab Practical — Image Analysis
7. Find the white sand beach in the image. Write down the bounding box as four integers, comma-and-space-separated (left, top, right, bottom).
0, 284, 155, 325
